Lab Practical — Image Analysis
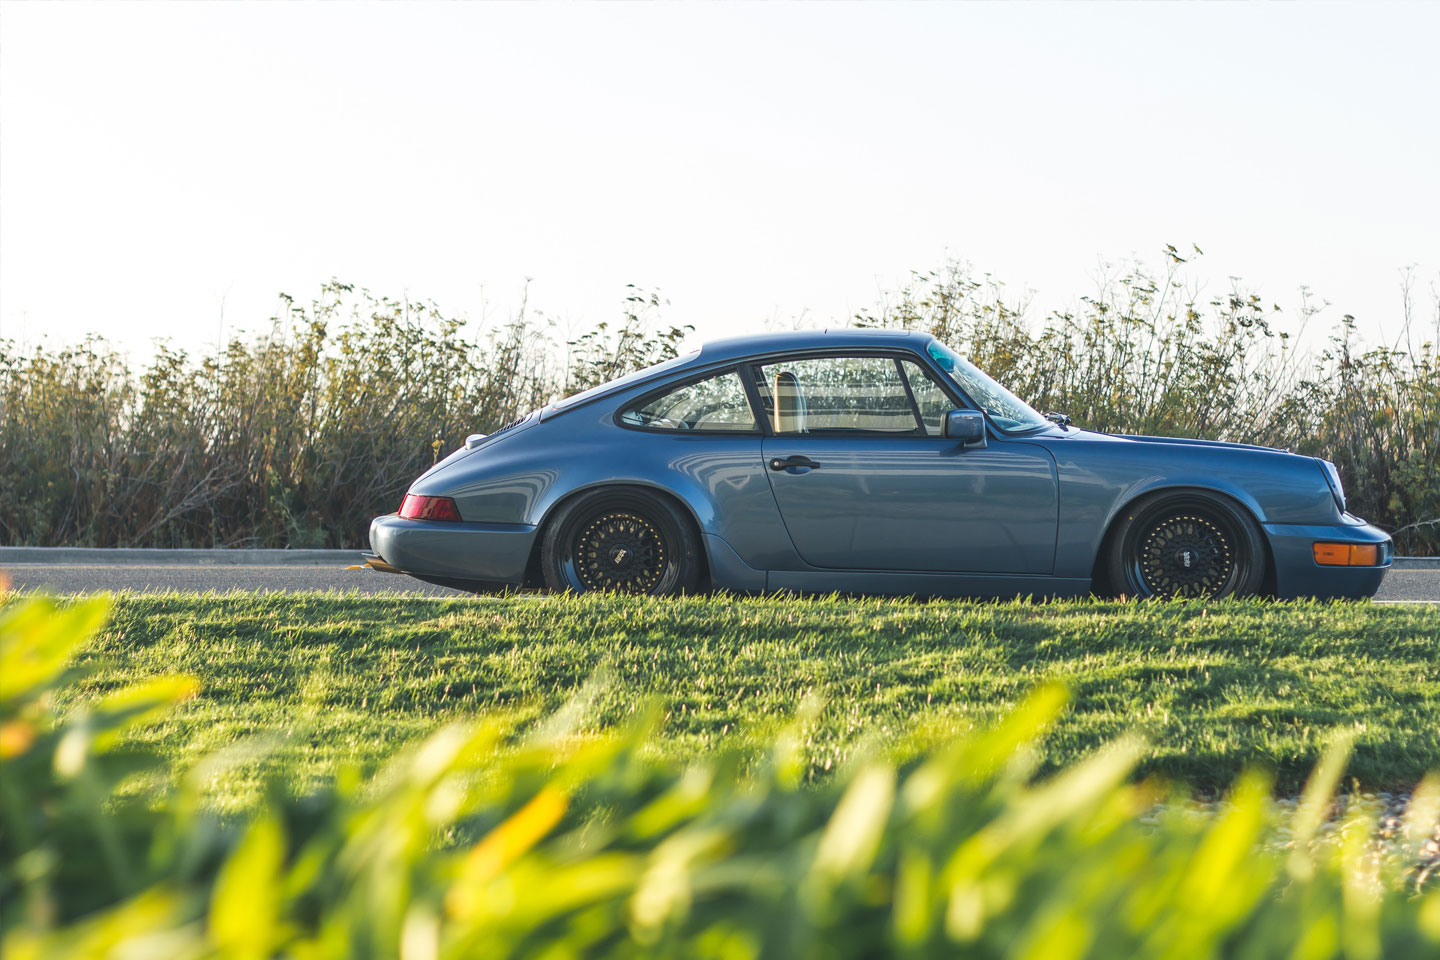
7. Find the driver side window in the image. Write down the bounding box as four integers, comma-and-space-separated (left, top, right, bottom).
750, 356, 924, 434
619, 370, 758, 432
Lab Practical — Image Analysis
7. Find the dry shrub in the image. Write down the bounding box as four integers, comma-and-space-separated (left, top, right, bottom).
0, 282, 688, 548
2, 255, 1436, 552
856, 253, 1439, 553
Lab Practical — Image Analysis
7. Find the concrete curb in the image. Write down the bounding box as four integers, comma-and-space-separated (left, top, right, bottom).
0, 547, 362, 566
1, 546, 1436, 569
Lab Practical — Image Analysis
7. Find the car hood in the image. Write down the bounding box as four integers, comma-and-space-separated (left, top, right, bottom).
1055, 429, 1289, 455
1105, 432, 1289, 454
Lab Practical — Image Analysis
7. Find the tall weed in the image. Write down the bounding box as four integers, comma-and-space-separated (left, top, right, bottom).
2, 254, 1436, 551
0, 283, 689, 548
856, 253, 1440, 552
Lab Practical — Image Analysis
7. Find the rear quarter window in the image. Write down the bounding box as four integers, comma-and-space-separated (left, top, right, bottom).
619, 371, 758, 432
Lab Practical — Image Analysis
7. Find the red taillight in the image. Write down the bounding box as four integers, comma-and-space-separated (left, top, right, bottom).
399, 494, 462, 522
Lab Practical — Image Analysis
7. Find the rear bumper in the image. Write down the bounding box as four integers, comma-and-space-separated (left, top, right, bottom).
367, 514, 538, 586
1263, 519, 1393, 599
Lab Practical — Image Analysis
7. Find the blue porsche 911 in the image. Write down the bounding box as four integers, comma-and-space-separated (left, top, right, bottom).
367, 329, 1392, 600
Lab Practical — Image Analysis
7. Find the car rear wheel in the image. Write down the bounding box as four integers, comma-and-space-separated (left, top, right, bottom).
1106, 491, 1266, 599
541, 488, 701, 595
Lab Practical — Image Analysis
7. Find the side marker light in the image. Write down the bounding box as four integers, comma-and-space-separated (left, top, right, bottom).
1313, 543, 1379, 566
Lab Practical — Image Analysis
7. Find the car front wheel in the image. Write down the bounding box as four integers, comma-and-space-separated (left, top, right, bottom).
540, 487, 701, 595
1106, 491, 1266, 599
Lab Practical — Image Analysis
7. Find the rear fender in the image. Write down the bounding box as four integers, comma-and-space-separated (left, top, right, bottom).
526, 480, 713, 585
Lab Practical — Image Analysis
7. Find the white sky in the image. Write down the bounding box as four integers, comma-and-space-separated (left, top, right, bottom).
2, 1, 1437, 359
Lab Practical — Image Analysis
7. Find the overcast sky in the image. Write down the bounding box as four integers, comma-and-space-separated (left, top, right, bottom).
2, 1, 1436, 359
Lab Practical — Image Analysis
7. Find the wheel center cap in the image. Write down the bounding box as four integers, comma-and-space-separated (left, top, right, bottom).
609, 545, 630, 565
1175, 548, 1197, 569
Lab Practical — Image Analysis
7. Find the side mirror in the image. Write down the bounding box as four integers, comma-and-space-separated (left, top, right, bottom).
943, 410, 987, 447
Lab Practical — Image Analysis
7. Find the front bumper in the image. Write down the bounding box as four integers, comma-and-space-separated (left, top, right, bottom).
368, 514, 539, 587
1262, 518, 1393, 599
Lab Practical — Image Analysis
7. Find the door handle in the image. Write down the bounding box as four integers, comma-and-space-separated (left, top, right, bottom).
769, 455, 821, 471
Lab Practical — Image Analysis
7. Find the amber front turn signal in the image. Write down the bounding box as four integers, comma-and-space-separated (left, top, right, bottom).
1313, 542, 1379, 566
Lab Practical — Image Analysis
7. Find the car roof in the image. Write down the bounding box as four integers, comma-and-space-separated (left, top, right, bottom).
693, 327, 930, 365
539, 328, 935, 421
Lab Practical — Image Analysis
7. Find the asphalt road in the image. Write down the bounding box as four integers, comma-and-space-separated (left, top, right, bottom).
2, 564, 472, 596
2, 564, 1437, 602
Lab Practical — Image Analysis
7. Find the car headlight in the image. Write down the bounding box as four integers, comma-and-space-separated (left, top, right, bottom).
1317, 459, 1346, 513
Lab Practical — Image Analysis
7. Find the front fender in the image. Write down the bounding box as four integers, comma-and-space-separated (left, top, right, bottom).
1110, 458, 1339, 528
1108, 473, 1277, 529
1045, 435, 1340, 579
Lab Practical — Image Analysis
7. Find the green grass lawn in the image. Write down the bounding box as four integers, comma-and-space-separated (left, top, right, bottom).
63, 592, 1440, 807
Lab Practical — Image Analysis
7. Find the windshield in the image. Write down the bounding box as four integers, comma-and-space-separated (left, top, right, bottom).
926, 341, 1051, 433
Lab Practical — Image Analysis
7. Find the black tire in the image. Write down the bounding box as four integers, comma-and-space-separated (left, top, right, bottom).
1105, 491, 1266, 599
540, 487, 701, 596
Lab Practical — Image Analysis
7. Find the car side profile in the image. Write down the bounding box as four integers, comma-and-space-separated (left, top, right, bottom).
367, 329, 1392, 600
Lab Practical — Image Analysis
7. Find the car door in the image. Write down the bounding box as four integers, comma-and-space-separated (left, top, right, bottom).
748, 353, 1058, 575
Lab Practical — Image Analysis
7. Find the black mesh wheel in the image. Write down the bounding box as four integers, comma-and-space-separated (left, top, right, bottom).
571, 511, 666, 593
1106, 491, 1266, 600
541, 488, 701, 596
